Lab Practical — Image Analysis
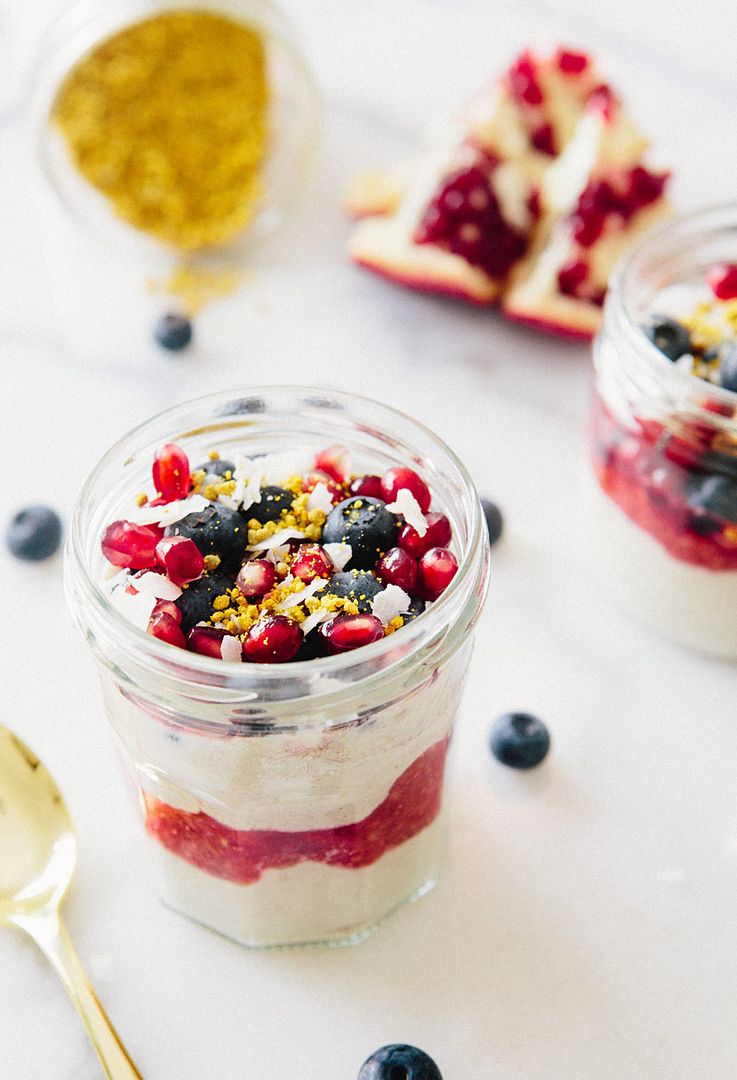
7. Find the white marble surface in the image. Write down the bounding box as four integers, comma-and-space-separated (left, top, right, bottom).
1, 3, 737, 1078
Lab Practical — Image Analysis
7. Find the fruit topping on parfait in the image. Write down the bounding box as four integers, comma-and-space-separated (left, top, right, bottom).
347, 46, 670, 338
101, 443, 458, 661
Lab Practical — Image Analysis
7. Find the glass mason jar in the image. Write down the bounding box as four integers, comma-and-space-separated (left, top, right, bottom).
586, 203, 737, 658
65, 388, 490, 947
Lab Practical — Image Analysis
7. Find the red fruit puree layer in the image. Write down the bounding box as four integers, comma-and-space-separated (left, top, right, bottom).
144, 736, 449, 885
591, 393, 737, 571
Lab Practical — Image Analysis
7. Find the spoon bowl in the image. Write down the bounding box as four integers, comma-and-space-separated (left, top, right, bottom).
0, 723, 142, 1078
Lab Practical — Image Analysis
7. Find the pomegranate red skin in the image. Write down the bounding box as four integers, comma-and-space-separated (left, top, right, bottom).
148, 610, 187, 648
417, 547, 459, 601
236, 559, 277, 598
380, 467, 432, 512
376, 547, 418, 593
101, 520, 161, 569
320, 613, 384, 654
398, 512, 452, 558
187, 624, 231, 658
243, 615, 302, 663
291, 544, 334, 583
155, 535, 204, 587
349, 474, 384, 499
707, 264, 737, 301
152, 443, 190, 503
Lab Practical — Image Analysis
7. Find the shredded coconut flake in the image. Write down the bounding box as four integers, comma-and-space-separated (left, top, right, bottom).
307, 482, 334, 515
265, 544, 290, 566
250, 528, 306, 551
385, 489, 428, 536
301, 608, 332, 635
257, 447, 315, 483
276, 577, 327, 611
131, 493, 210, 527
132, 572, 182, 600
110, 584, 156, 630
371, 584, 411, 626
323, 542, 352, 572
220, 635, 243, 662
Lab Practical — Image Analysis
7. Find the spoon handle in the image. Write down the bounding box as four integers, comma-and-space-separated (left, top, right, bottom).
14, 911, 143, 1079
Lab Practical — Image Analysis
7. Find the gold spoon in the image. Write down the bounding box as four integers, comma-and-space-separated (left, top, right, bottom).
0, 723, 142, 1078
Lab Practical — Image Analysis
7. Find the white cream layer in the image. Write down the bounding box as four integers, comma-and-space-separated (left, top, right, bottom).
151, 817, 444, 947
583, 476, 737, 658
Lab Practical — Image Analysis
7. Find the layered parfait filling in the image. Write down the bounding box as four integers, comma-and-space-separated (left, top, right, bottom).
591, 263, 737, 652
99, 440, 463, 939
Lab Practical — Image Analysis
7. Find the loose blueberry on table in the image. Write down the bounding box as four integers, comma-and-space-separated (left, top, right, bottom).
154, 312, 193, 351
592, 264, 737, 571
5, 505, 62, 561
358, 1044, 443, 1080
100, 443, 459, 662
489, 712, 551, 769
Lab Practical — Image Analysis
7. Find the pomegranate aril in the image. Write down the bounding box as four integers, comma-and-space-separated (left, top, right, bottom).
531, 122, 556, 157
188, 624, 231, 658
376, 547, 418, 592
707, 264, 737, 302
101, 520, 160, 569
624, 166, 669, 214
303, 472, 345, 503
349, 474, 384, 499
508, 52, 543, 105
588, 82, 617, 120
314, 445, 350, 485
243, 615, 302, 663
556, 48, 589, 74
319, 614, 384, 654
153, 443, 190, 503
236, 559, 276, 598
398, 512, 452, 557
148, 610, 186, 648
291, 544, 334, 583
558, 259, 589, 298
152, 599, 182, 623
155, 535, 204, 586
380, 467, 432, 512
417, 547, 459, 601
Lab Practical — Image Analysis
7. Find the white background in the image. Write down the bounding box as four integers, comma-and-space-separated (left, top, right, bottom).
1, 2, 737, 1078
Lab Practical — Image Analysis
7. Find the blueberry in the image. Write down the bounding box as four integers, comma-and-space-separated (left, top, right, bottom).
216, 397, 265, 416
246, 486, 293, 525
489, 712, 550, 769
643, 316, 692, 361
719, 344, 737, 393
165, 503, 247, 572
322, 497, 399, 569
175, 571, 233, 634
195, 458, 235, 479
324, 570, 382, 613
480, 497, 504, 546
154, 313, 192, 351
5, 505, 62, 561
357, 1045, 442, 1080
402, 596, 426, 623
684, 473, 737, 524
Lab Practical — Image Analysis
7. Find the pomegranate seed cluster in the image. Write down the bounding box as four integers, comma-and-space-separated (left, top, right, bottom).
100, 443, 459, 663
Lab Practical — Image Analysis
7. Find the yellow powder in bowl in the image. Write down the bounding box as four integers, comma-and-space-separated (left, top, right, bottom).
51, 9, 269, 252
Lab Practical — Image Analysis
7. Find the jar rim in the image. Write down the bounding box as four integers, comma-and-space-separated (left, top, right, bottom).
606, 200, 737, 408
66, 386, 489, 703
